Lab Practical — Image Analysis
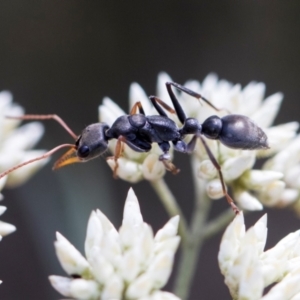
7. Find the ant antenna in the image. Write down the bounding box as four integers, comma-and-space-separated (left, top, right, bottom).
0, 114, 81, 180
0, 144, 76, 180
6, 115, 78, 140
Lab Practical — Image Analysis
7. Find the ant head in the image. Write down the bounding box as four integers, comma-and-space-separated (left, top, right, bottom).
76, 123, 110, 160
0, 116, 111, 180
53, 123, 110, 169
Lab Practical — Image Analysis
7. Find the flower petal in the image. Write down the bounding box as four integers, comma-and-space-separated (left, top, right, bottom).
55, 232, 90, 276
122, 188, 143, 227
251, 92, 283, 128
49, 275, 72, 297
155, 216, 180, 242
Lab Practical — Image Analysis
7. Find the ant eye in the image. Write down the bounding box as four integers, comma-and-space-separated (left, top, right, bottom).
78, 145, 90, 158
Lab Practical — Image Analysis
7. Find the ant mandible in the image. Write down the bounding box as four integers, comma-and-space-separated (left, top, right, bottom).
0, 82, 269, 213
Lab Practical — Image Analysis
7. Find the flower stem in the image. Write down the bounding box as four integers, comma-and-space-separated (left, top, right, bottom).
150, 178, 188, 239
203, 208, 234, 240
173, 178, 212, 300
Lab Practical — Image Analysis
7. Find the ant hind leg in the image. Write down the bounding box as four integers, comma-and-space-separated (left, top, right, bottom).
198, 135, 240, 214
166, 82, 228, 114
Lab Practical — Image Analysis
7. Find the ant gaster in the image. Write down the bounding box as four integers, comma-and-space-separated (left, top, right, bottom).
0, 82, 269, 213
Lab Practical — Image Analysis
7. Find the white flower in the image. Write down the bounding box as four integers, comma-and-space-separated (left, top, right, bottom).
0, 91, 48, 191
49, 188, 181, 300
100, 73, 297, 211
218, 212, 300, 300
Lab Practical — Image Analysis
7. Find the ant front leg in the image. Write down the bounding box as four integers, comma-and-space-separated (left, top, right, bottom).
130, 101, 145, 115
107, 136, 126, 178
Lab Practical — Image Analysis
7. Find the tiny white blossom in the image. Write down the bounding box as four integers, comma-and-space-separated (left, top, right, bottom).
219, 212, 300, 300
50, 188, 181, 300
0, 91, 48, 190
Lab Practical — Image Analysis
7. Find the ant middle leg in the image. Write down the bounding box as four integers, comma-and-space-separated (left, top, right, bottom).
149, 96, 176, 117
158, 141, 180, 175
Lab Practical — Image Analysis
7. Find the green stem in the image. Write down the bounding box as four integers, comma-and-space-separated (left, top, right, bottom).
203, 208, 234, 239
150, 178, 188, 240
173, 178, 212, 300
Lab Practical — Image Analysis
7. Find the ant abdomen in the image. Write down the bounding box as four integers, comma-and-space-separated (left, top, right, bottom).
218, 114, 269, 150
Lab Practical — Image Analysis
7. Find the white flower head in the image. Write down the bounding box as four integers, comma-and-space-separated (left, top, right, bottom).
50, 188, 181, 300
263, 135, 300, 214
0, 91, 48, 190
219, 212, 300, 300
186, 74, 297, 211
99, 73, 297, 211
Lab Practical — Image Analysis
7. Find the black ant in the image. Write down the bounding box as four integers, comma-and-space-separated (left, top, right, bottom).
0, 82, 269, 213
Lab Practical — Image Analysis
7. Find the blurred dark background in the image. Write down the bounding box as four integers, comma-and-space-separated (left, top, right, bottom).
0, 1, 299, 299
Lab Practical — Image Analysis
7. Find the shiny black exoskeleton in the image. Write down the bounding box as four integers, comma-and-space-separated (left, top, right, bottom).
75, 82, 268, 165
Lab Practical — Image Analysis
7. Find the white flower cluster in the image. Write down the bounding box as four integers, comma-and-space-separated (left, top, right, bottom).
0, 90, 48, 193
99, 89, 168, 183
0, 206, 15, 238
218, 213, 300, 300
0, 205, 16, 284
100, 73, 300, 211
49, 188, 181, 300
158, 73, 299, 211
264, 136, 300, 215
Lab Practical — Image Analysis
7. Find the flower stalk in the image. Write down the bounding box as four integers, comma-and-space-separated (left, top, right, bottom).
150, 178, 188, 239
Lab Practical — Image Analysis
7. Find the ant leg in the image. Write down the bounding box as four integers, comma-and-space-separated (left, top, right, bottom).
158, 142, 180, 175
6, 114, 78, 140
149, 96, 176, 117
130, 101, 145, 115
164, 83, 187, 124
186, 135, 198, 154
198, 135, 240, 214
106, 136, 126, 178
166, 82, 226, 114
